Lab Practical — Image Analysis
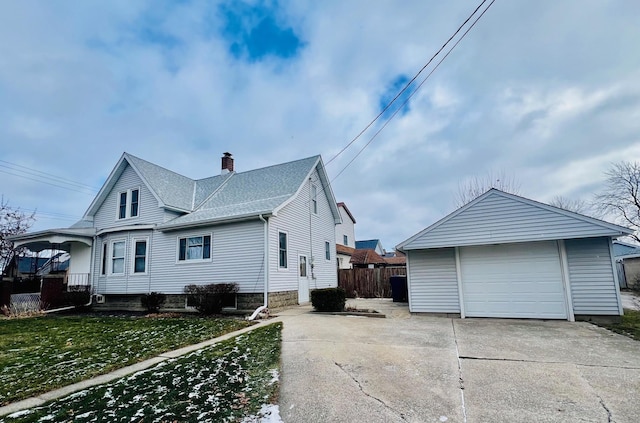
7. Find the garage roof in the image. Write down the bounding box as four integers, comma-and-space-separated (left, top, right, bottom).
397, 189, 633, 250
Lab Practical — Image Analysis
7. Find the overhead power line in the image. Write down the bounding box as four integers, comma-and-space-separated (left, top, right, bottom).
329, 0, 496, 182
326, 0, 491, 166
0, 160, 100, 195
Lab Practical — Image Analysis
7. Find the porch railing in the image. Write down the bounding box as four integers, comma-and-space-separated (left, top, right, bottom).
65, 273, 91, 289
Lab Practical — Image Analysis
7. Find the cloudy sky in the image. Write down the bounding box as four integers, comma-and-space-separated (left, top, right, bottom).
1, 0, 639, 250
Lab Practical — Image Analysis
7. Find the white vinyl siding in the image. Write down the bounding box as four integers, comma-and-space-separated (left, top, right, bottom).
269, 168, 337, 293
407, 249, 460, 313
93, 230, 154, 295
459, 241, 567, 319
566, 237, 620, 315
335, 205, 355, 248
150, 221, 264, 295
404, 192, 625, 249
94, 165, 163, 230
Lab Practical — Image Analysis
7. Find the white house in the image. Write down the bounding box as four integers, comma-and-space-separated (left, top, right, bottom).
335, 202, 356, 269
397, 189, 632, 321
11, 152, 341, 310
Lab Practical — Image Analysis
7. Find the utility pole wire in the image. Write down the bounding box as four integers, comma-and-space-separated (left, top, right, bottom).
0, 160, 100, 191
331, 0, 496, 183
326, 0, 490, 166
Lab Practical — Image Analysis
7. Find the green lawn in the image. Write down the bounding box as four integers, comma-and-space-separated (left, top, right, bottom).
2, 323, 282, 423
600, 309, 640, 341
0, 315, 252, 406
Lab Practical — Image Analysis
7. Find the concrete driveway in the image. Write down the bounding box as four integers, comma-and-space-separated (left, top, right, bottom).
278, 299, 640, 423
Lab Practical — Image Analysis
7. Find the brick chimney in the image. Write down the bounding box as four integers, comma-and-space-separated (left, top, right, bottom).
221, 152, 234, 175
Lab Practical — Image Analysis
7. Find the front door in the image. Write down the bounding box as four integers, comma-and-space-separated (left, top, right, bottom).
298, 255, 310, 303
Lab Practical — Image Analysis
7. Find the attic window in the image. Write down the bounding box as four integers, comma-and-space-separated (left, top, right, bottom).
117, 188, 140, 220
311, 184, 318, 214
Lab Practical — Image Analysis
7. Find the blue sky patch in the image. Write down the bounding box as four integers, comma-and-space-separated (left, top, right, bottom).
219, 1, 304, 62
379, 75, 413, 119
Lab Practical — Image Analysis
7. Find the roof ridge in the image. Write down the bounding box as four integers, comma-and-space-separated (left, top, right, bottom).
124, 152, 195, 182
231, 155, 320, 176
193, 172, 236, 210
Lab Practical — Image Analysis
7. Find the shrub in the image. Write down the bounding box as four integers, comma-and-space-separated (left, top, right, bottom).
311, 287, 346, 312
184, 283, 239, 315
141, 292, 167, 313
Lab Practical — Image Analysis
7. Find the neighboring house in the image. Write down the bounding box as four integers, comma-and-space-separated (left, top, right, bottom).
355, 239, 385, 255
397, 189, 632, 321
336, 244, 356, 269
613, 240, 640, 289
37, 252, 71, 275
335, 202, 356, 269
3, 256, 48, 279
350, 249, 387, 268
10, 152, 341, 310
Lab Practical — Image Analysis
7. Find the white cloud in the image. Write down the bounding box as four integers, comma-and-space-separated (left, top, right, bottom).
1, 1, 640, 248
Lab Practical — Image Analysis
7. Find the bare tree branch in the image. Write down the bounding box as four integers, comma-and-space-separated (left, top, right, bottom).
549, 196, 594, 215
594, 161, 640, 242
0, 196, 36, 273
455, 170, 521, 207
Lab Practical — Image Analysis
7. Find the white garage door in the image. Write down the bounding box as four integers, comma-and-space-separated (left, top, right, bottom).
460, 241, 568, 319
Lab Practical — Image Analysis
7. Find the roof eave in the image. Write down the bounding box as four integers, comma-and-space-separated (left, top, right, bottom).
158, 212, 274, 232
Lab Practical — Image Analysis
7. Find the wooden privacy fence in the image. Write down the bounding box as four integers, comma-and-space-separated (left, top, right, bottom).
338, 267, 407, 298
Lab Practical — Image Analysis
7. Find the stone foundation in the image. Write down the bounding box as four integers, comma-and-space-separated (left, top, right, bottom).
91, 290, 300, 312
267, 290, 298, 310
92, 294, 189, 312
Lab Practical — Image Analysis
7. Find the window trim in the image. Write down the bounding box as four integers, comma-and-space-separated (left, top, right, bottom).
311, 184, 318, 214
116, 187, 141, 221
130, 189, 139, 218
131, 236, 149, 275
325, 241, 331, 261
101, 242, 107, 275
343, 235, 348, 246
110, 239, 126, 276
278, 231, 288, 270
176, 233, 213, 264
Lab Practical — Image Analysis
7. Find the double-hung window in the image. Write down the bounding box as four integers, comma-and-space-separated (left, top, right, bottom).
178, 235, 211, 261
118, 189, 139, 219
111, 241, 125, 275
101, 243, 107, 275
311, 185, 318, 214
343, 235, 348, 246
278, 232, 288, 268
133, 239, 147, 273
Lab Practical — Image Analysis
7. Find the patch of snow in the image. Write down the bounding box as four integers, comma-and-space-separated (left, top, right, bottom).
241, 404, 283, 423
440, 416, 449, 422
7, 409, 32, 418
268, 369, 279, 385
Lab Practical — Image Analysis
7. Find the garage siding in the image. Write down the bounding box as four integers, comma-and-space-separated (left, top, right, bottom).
404, 192, 622, 249
566, 237, 620, 315
408, 248, 460, 313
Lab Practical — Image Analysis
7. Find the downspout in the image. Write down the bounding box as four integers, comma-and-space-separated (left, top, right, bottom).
259, 214, 268, 307
248, 214, 269, 321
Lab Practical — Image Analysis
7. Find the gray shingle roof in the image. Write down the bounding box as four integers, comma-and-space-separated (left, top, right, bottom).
126, 153, 195, 211
155, 155, 322, 229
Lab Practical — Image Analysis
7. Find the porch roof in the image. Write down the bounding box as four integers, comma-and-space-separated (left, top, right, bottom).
9, 227, 95, 252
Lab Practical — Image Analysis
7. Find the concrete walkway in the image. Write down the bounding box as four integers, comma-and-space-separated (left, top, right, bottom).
279, 299, 640, 423
0, 319, 276, 417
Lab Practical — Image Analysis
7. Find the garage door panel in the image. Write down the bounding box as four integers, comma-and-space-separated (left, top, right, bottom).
460, 241, 568, 319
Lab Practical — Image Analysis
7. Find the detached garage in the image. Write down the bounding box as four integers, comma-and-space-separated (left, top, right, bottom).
397, 189, 633, 321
